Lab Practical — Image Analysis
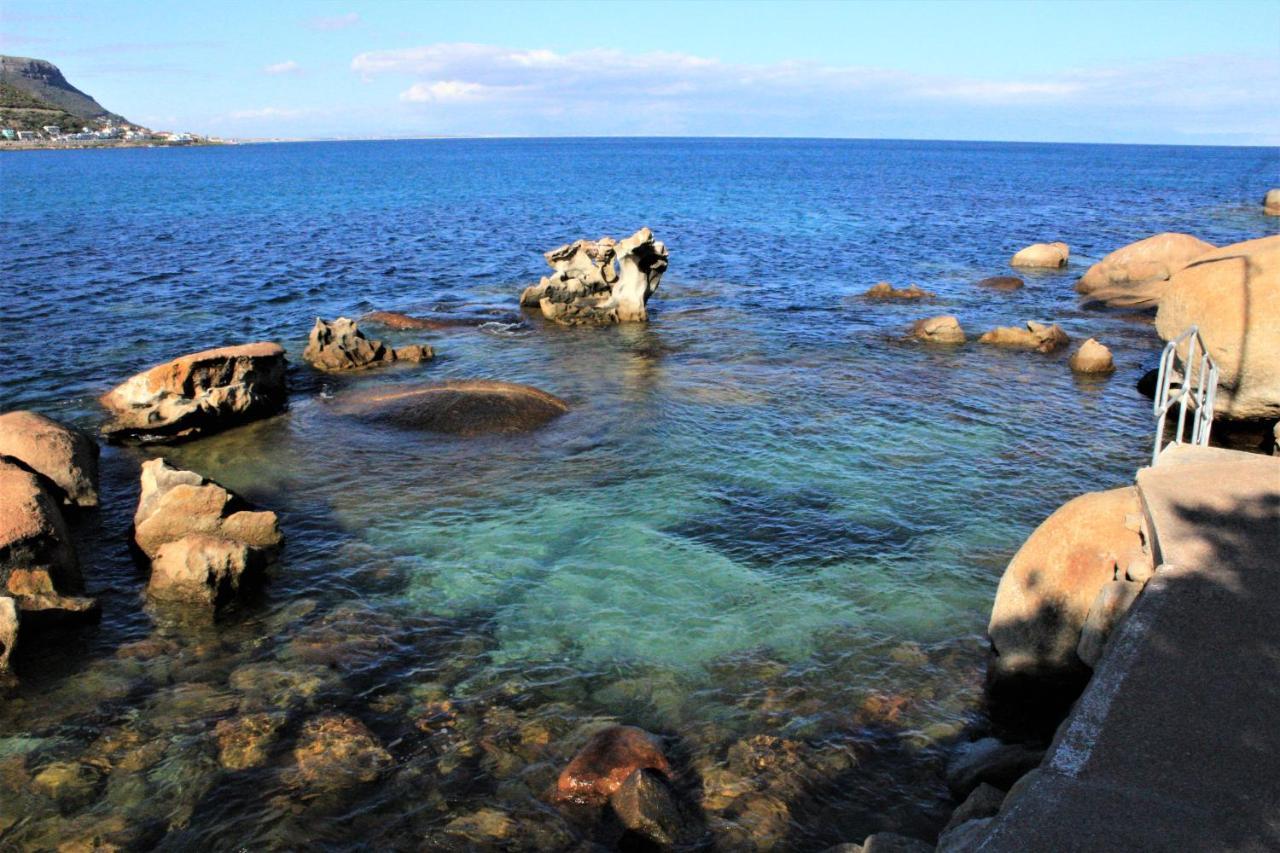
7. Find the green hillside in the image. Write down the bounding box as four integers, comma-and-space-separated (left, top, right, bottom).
0, 55, 124, 123
0, 80, 84, 132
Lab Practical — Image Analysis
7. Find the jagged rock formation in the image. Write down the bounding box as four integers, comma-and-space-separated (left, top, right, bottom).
1154, 235, 1280, 420
979, 321, 1070, 353
302, 317, 433, 371
0, 411, 99, 507
1076, 233, 1215, 308
134, 458, 283, 608
519, 228, 668, 325
100, 342, 287, 443
1011, 242, 1069, 269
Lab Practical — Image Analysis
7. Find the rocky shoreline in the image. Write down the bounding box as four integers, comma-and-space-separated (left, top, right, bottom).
2, 202, 1278, 849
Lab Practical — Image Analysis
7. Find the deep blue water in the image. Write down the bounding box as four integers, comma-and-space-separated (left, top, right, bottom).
1, 139, 1277, 850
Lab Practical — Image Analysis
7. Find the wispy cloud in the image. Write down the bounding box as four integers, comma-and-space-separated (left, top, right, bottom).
263, 60, 301, 75
348, 43, 1280, 142
306, 12, 359, 31
227, 106, 316, 120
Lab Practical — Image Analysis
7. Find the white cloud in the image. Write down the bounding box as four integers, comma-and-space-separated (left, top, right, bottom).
307, 12, 359, 31
228, 107, 313, 120
263, 60, 301, 75
399, 80, 492, 103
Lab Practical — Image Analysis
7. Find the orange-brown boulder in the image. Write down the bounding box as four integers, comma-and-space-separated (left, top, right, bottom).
1076, 233, 1215, 308
911, 315, 966, 344
1264, 189, 1280, 216
100, 342, 286, 443
0, 460, 83, 603
302, 317, 433, 372
1010, 242, 1069, 269
864, 282, 933, 300
0, 411, 99, 507
555, 725, 671, 806
988, 487, 1148, 683
1068, 338, 1115, 374
978, 321, 1069, 353
291, 714, 393, 790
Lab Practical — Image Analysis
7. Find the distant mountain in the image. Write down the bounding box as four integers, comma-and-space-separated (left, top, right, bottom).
0, 55, 125, 124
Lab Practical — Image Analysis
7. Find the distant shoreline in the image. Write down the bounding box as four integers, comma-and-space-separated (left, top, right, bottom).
0, 138, 228, 152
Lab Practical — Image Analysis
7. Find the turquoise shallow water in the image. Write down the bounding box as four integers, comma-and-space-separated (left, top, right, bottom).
1, 139, 1277, 849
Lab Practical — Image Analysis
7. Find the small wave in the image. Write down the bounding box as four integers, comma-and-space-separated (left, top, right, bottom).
478, 321, 529, 336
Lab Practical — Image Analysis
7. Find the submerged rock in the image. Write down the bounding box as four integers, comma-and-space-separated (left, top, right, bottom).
333, 380, 568, 436
864, 282, 933, 300
520, 227, 669, 325
215, 712, 287, 770
1010, 242, 1069, 269
611, 768, 691, 848
1075, 233, 1215, 308
978, 321, 1069, 353
134, 458, 282, 606
1154, 235, 1280, 420
911, 315, 966, 344
302, 317, 433, 372
975, 276, 1024, 291
1068, 338, 1115, 374
988, 487, 1148, 684
0, 411, 99, 507
945, 738, 1043, 797
100, 342, 287, 443
555, 725, 671, 806
290, 713, 393, 790
32, 760, 104, 810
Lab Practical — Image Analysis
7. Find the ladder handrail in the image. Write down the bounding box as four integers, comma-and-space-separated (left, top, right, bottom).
1152, 326, 1218, 466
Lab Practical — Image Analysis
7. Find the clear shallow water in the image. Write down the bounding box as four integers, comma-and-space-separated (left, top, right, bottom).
1, 139, 1277, 850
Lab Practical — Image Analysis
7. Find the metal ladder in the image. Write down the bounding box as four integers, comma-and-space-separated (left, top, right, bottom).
1151, 326, 1218, 466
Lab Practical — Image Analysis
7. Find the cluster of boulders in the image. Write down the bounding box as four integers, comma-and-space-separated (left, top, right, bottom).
302, 317, 433, 371
865, 282, 934, 300
519, 227, 669, 325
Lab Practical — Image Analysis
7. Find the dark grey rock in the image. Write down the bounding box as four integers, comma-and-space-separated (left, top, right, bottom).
942, 782, 1006, 835
860, 832, 933, 853
945, 738, 1044, 797
609, 768, 687, 848
936, 817, 995, 853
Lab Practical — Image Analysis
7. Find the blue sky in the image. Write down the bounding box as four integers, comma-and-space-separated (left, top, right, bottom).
2, 0, 1278, 144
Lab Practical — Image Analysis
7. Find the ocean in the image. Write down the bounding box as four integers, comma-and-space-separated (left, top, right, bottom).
1, 138, 1277, 849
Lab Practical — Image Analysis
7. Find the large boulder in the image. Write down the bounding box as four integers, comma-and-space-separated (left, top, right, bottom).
911, 315, 966, 344
555, 725, 672, 806
988, 487, 1148, 684
0, 460, 85, 606
1075, 233, 1215, 308
1010, 242, 1069, 269
134, 459, 282, 606
978, 321, 1069, 353
1154, 235, 1280, 420
520, 228, 668, 325
1264, 189, 1280, 216
100, 342, 287, 443
333, 381, 568, 436
0, 411, 99, 507
1068, 338, 1115, 374
302, 317, 433, 371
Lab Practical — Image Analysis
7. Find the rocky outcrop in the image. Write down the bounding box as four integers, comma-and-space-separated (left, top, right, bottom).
520, 228, 668, 325
1068, 338, 1115, 374
333, 380, 568, 436
302, 317, 433, 372
1154, 235, 1280, 420
0, 460, 93, 616
1075, 233, 1215, 308
988, 487, 1150, 684
975, 276, 1024, 291
911, 315, 966, 344
0, 411, 99, 507
100, 342, 287, 443
134, 458, 282, 607
555, 725, 671, 806
1264, 189, 1280, 216
978, 321, 1069, 353
1010, 242, 1069, 269
864, 282, 933, 300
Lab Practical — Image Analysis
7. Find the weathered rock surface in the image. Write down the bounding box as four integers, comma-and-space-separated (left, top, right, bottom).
0, 596, 17, 676
978, 321, 1069, 353
1154, 235, 1280, 420
100, 342, 287, 443
134, 458, 281, 606
333, 380, 568, 436
519, 228, 668, 325
1068, 338, 1115, 374
1010, 242, 1069, 269
941, 782, 1006, 835
610, 768, 688, 847
0, 411, 99, 507
911, 315, 966, 344
0, 460, 92, 619
946, 738, 1044, 797
988, 487, 1148, 683
936, 817, 995, 853
1264, 189, 1280, 216
1076, 233, 1215, 308
1076, 579, 1143, 668
555, 725, 671, 805
215, 711, 286, 770
975, 276, 1024, 291
302, 317, 433, 372
290, 713, 393, 790
864, 282, 933, 300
